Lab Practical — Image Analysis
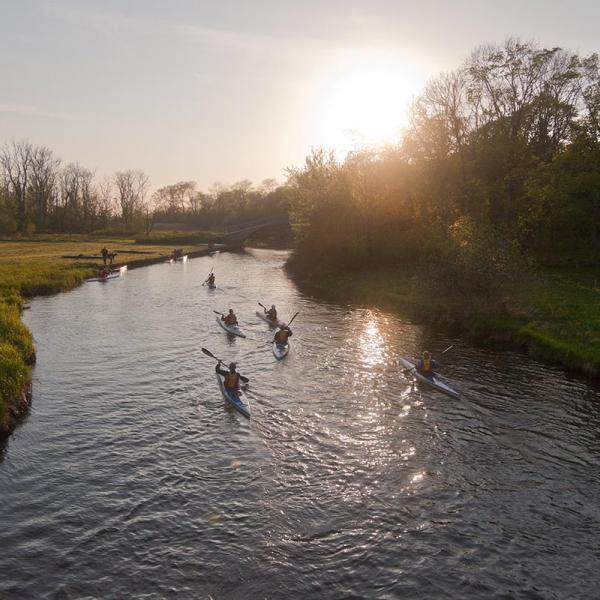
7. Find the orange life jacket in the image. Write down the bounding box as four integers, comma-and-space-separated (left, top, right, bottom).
422, 357, 432, 372
275, 329, 289, 343
224, 372, 240, 389
224, 314, 237, 325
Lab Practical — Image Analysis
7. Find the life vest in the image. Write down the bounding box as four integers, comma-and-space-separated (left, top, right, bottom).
267, 309, 277, 321
275, 329, 289, 343
224, 372, 240, 389
422, 357, 432, 373
224, 314, 236, 325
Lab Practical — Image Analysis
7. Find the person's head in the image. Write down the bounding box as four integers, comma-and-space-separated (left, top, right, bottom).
423, 350, 430, 359
229, 362, 237, 372
271, 305, 276, 310
228, 308, 234, 314
280, 323, 287, 329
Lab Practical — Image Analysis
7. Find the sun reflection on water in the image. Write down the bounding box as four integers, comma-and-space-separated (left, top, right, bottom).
358, 313, 386, 369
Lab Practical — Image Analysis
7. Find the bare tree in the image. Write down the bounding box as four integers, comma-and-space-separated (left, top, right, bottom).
0, 140, 33, 234
114, 170, 150, 224
30, 145, 60, 231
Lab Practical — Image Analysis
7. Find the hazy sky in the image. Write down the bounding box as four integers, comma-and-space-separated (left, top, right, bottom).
1, 0, 599, 190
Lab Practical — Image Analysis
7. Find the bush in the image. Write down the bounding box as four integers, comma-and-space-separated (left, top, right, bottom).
0, 343, 28, 420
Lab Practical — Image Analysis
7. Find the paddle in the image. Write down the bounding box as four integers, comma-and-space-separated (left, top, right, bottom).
201, 347, 249, 383
202, 267, 214, 286
258, 301, 267, 312
287, 311, 300, 327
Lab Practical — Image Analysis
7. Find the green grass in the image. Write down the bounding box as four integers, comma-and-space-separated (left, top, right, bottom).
289, 264, 600, 376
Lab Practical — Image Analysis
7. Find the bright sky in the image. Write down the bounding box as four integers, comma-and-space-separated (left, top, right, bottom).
1, 0, 599, 190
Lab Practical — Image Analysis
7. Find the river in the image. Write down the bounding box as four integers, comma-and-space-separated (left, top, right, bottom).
1, 249, 599, 599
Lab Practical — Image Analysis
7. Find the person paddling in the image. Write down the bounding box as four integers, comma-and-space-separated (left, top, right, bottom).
274, 323, 293, 347
215, 362, 246, 393
222, 309, 238, 326
99, 265, 111, 279
207, 272, 216, 286
265, 304, 278, 322
415, 351, 439, 379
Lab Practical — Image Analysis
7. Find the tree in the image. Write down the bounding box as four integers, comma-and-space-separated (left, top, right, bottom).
29, 146, 60, 231
114, 170, 150, 225
0, 140, 33, 234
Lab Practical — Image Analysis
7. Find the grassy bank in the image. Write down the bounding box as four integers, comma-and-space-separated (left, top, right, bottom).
0, 235, 205, 435
288, 264, 600, 378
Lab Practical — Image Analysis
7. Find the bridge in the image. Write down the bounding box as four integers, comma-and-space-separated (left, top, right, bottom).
223, 216, 290, 244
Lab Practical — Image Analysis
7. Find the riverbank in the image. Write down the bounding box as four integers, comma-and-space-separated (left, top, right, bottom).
0, 235, 224, 436
287, 264, 600, 379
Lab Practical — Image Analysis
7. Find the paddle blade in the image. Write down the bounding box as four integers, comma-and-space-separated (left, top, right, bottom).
213, 310, 223, 316
440, 345, 454, 355
201, 347, 216, 359
287, 311, 300, 326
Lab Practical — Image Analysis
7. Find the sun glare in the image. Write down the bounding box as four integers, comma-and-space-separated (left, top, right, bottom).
315, 53, 422, 155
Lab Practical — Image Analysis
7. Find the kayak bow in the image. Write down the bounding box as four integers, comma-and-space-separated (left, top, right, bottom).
272, 341, 290, 360
215, 372, 251, 418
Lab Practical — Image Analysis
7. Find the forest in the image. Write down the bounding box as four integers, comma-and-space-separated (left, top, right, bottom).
286, 40, 600, 313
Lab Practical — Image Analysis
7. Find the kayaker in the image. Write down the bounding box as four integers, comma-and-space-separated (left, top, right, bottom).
99, 265, 111, 279
274, 324, 293, 346
415, 351, 439, 378
207, 273, 216, 286
215, 362, 246, 391
266, 305, 278, 322
222, 309, 238, 326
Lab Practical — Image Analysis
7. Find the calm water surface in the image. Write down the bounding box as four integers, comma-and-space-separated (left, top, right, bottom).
1, 249, 600, 599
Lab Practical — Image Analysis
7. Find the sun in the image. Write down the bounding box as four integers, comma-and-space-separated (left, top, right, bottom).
315, 52, 422, 155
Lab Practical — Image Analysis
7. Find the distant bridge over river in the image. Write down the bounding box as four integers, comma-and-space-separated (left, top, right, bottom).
223, 216, 290, 244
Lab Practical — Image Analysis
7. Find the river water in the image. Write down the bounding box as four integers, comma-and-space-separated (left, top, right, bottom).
1, 249, 599, 599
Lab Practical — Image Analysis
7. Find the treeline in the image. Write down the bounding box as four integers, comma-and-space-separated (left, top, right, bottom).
150, 178, 290, 230
0, 142, 291, 236
287, 40, 600, 309
0, 141, 151, 234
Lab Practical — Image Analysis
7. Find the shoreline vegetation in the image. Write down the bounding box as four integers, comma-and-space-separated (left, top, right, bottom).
286, 261, 600, 379
283, 39, 600, 379
0, 232, 225, 437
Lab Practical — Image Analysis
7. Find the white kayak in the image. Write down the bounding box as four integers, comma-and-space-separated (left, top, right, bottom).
273, 341, 290, 360
168, 254, 188, 263
399, 357, 460, 399
216, 316, 246, 338
206, 283, 217, 289
87, 273, 120, 282
256, 310, 282, 328
87, 264, 128, 282
216, 372, 250, 418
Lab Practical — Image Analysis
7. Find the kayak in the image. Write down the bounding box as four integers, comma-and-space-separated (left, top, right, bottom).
216, 372, 250, 418
207, 283, 217, 289
273, 341, 289, 360
87, 273, 120, 282
256, 310, 282, 328
87, 264, 128, 282
399, 357, 460, 399
168, 255, 188, 263
216, 316, 246, 338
